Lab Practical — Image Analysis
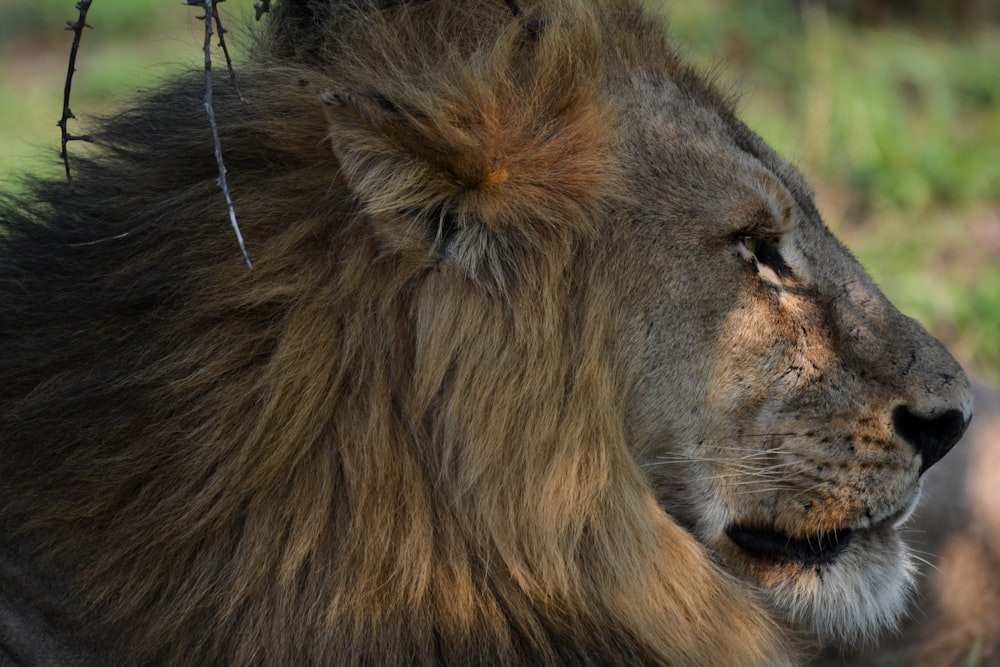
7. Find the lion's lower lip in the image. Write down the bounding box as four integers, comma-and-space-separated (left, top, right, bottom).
725, 525, 854, 566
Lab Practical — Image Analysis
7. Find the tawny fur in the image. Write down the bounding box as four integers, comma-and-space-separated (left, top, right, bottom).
0, 1, 973, 666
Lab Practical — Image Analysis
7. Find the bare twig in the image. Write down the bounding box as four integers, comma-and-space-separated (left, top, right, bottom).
58, 0, 96, 189
185, 0, 253, 269
210, 1, 247, 104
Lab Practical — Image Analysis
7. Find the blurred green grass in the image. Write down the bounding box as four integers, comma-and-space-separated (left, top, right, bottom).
0, 0, 235, 182
665, 1, 1000, 211
0, 0, 997, 384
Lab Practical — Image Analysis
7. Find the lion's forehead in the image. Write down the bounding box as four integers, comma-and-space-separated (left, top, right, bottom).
615, 82, 822, 246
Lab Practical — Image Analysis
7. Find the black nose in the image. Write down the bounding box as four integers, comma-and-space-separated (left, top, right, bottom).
892, 406, 969, 475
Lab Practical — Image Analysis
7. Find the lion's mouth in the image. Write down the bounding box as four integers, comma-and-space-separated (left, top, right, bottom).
725, 525, 855, 566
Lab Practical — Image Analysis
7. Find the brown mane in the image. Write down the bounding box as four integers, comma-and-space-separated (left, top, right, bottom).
0, 1, 789, 664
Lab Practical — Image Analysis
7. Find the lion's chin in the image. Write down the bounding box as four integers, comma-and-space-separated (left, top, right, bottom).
716, 493, 922, 645
757, 526, 916, 646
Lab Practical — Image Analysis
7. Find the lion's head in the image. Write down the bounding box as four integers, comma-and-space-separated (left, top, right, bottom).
615, 76, 973, 645
0, 0, 972, 665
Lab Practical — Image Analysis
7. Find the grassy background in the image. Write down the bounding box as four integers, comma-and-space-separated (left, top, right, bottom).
0, 0, 209, 180
0, 0, 997, 384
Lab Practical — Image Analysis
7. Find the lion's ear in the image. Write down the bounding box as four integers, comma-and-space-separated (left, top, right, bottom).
320, 75, 618, 283
320, 85, 503, 260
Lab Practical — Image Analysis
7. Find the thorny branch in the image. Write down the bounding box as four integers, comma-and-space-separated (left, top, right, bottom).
211, 2, 247, 104
59, 1, 268, 268
58, 0, 95, 190
186, 0, 254, 269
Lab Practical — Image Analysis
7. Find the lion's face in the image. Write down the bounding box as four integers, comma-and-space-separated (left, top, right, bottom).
614, 76, 973, 643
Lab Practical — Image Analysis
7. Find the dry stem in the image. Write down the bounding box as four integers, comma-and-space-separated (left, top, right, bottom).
58, 0, 96, 189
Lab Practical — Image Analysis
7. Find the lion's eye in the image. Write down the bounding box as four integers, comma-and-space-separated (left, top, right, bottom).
738, 234, 793, 280
741, 235, 760, 256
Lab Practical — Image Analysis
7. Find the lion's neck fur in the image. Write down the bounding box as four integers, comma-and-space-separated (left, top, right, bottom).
0, 1, 791, 664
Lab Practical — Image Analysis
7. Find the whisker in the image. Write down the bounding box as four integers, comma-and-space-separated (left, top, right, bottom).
906, 551, 940, 574
716, 432, 808, 439
693, 444, 793, 454
788, 482, 827, 500
708, 470, 798, 482
725, 461, 801, 472
652, 450, 793, 465
732, 485, 797, 495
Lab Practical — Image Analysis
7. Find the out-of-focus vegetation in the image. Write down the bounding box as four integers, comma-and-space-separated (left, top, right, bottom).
0, 0, 177, 41
0, 0, 219, 181
666, 0, 999, 211
0, 0, 997, 383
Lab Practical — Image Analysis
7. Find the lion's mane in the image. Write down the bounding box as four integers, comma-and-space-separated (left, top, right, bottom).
0, 1, 789, 664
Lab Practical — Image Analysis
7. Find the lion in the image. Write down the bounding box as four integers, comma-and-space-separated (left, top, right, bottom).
0, 0, 973, 665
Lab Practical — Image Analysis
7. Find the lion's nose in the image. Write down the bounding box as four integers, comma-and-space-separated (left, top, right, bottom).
892, 405, 970, 474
